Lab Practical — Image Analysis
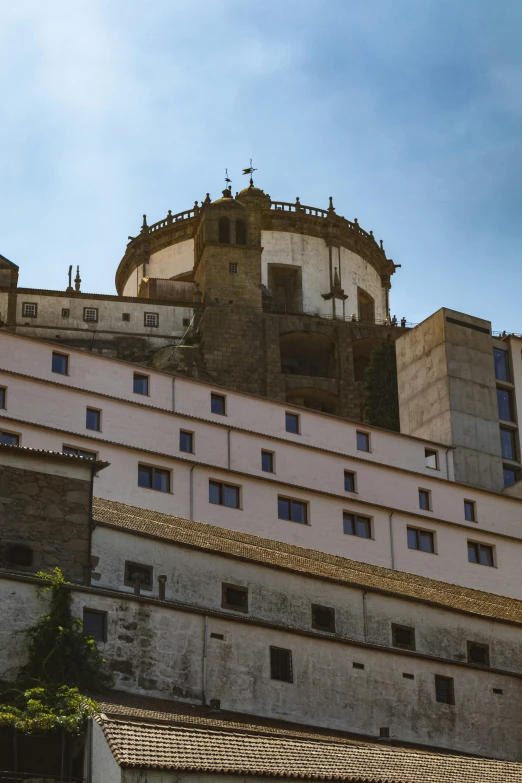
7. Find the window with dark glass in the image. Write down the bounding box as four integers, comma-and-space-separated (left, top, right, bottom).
61, 308, 70, 318
392, 624, 415, 650
229, 262, 238, 274
8, 544, 33, 567
464, 500, 476, 522
218, 217, 230, 243
270, 646, 293, 682
83, 609, 107, 642
503, 465, 519, 487
133, 373, 149, 395
418, 489, 431, 510
424, 448, 438, 470
278, 496, 308, 524
500, 428, 516, 460
236, 219, 247, 245
211, 393, 226, 415
343, 513, 371, 538
1, 431, 19, 446
407, 527, 435, 553
124, 561, 153, 590
180, 430, 194, 453
221, 583, 248, 612
311, 604, 335, 633
493, 348, 510, 382
344, 471, 356, 492
435, 675, 454, 705
209, 480, 240, 508
86, 408, 101, 431
468, 541, 494, 567
497, 388, 514, 421
0, 387, 5, 409
63, 446, 96, 459
261, 450, 274, 472
122, 313, 130, 322
285, 412, 299, 434
52, 352, 69, 375
138, 464, 171, 492
356, 431, 370, 452
467, 641, 490, 666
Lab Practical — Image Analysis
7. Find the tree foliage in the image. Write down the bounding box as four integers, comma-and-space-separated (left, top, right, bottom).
363, 338, 400, 432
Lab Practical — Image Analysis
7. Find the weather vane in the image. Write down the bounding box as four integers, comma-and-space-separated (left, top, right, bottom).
242, 159, 257, 187
224, 168, 232, 190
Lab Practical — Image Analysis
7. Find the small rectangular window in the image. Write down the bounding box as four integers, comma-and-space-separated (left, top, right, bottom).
467, 641, 490, 666
493, 688, 503, 695
122, 313, 130, 322
61, 308, 70, 318
352, 662, 365, 670
83, 307, 98, 323
229, 263, 238, 274
464, 500, 476, 522
52, 352, 69, 375
144, 312, 159, 327
221, 583, 248, 612
63, 446, 96, 459
209, 480, 240, 508
133, 373, 149, 396
182, 317, 190, 326
124, 560, 153, 590
261, 450, 274, 473
311, 604, 335, 633
407, 526, 435, 553
270, 646, 293, 683
344, 471, 356, 492
418, 488, 431, 510
138, 464, 171, 493
500, 428, 517, 461
392, 623, 415, 651
435, 675, 454, 705
0, 431, 20, 446
343, 512, 371, 538
86, 408, 101, 431
179, 430, 194, 453
503, 465, 520, 487
424, 448, 438, 470
22, 302, 37, 317
403, 673, 415, 680
0, 387, 6, 409
278, 496, 308, 524
497, 388, 514, 422
83, 609, 107, 642
285, 412, 300, 434
356, 431, 370, 452
468, 540, 494, 567
494, 348, 510, 382
211, 393, 226, 415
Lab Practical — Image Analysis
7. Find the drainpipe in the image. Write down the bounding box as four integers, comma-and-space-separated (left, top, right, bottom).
189, 463, 196, 520
389, 511, 395, 570
227, 428, 231, 470
202, 615, 209, 705
362, 591, 368, 642
172, 376, 176, 413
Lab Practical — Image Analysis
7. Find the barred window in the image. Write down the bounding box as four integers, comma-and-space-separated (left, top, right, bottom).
270, 647, 293, 682
22, 302, 37, 317
435, 675, 454, 705
144, 312, 159, 327
83, 307, 98, 322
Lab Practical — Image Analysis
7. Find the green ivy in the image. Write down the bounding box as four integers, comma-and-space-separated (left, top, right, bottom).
363, 338, 400, 432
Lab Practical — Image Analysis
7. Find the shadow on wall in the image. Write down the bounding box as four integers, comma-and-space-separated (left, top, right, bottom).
286, 387, 338, 414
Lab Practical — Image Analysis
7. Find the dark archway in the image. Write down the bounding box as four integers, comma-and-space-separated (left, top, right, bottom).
357, 288, 375, 324
286, 387, 338, 415
236, 219, 247, 245
280, 331, 337, 378
218, 217, 230, 244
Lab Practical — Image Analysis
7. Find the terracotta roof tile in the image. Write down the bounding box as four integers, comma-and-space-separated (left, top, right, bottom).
93, 497, 522, 625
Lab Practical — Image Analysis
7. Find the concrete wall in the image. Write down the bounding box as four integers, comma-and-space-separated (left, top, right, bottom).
90, 719, 122, 783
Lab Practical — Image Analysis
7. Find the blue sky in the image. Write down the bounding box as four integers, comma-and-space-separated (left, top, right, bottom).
1, 1, 521, 331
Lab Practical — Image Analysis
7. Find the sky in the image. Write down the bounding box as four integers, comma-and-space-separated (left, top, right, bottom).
1, 1, 521, 331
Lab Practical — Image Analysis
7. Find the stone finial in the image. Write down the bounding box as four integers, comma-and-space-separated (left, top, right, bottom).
204, 193, 211, 204
74, 266, 81, 292
194, 200, 200, 216
167, 210, 173, 225
141, 214, 148, 233
328, 196, 335, 213
295, 197, 302, 211
333, 267, 341, 288
380, 239, 384, 251
354, 217, 359, 226
66, 264, 73, 292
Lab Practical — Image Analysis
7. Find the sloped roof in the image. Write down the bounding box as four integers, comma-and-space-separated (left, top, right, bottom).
93, 497, 522, 625
0, 252, 18, 268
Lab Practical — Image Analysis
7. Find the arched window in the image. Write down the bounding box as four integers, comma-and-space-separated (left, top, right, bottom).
218, 217, 230, 244
236, 219, 247, 245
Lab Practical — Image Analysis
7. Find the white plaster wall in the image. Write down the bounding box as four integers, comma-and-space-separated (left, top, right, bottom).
90, 719, 122, 783
339, 246, 385, 321
122, 262, 144, 297
148, 238, 194, 281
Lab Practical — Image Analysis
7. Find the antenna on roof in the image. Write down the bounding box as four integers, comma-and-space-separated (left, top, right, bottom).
242, 159, 257, 187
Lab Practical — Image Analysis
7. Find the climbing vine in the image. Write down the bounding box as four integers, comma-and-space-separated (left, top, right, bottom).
0, 567, 111, 734
363, 338, 400, 432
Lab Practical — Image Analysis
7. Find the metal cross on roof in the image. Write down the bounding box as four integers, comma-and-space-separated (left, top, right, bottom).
242, 159, 257, 186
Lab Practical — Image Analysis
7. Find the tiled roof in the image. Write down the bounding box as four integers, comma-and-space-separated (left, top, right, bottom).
0, 443, 109, 469
93, 497, 522, 625
96, 693, 522, 781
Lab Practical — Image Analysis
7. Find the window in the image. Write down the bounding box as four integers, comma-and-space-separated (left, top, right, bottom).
144, 312, 159, 327
62, 308, 70, 318
434, 675, 454, 705
218, 217, 230, 243
500, 428, 517, 460
464, 500, 476, 522
229, 263, 238, 274
63, 446, 96, 459
403, 673, 415, 680
211, 393, 226, 415
407, 527, 435, 553
86, 408, 101, 431
22, 302, 37, 317
352, 662, 365, 670
278, 496, 308, 524
494, 348, 510, 382
1, 431, 19, 446
497, 388, 514, 421
138, 464, 171, 493
503, 465, 519, 487
261, 450, 274, 473
52, 352, 69, 375
182, 317, 190, 327
392, 624, 415, 651
133, 373, 149, 396
285, 412, 299, 434
221, 583, 248, 613
356, 431, 370, 452
236, 219, 247, 245
424, 449, 439, 470
311, 604, 335, 633
468, 541, 494, 567
124, 561, 153, 590
180, 430, 194, 453
209, 480, 240, 508
270, 646, 293, 682
122, 313, 130, 322
467, 641, 490, 667
344, 471, 356, 492
83, 307, 98, 322
83, 609, 107, 642
418, 488, 431, 511
8, 544, 33, 567
343, 513, 371, 538
0, 387, 5, 409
